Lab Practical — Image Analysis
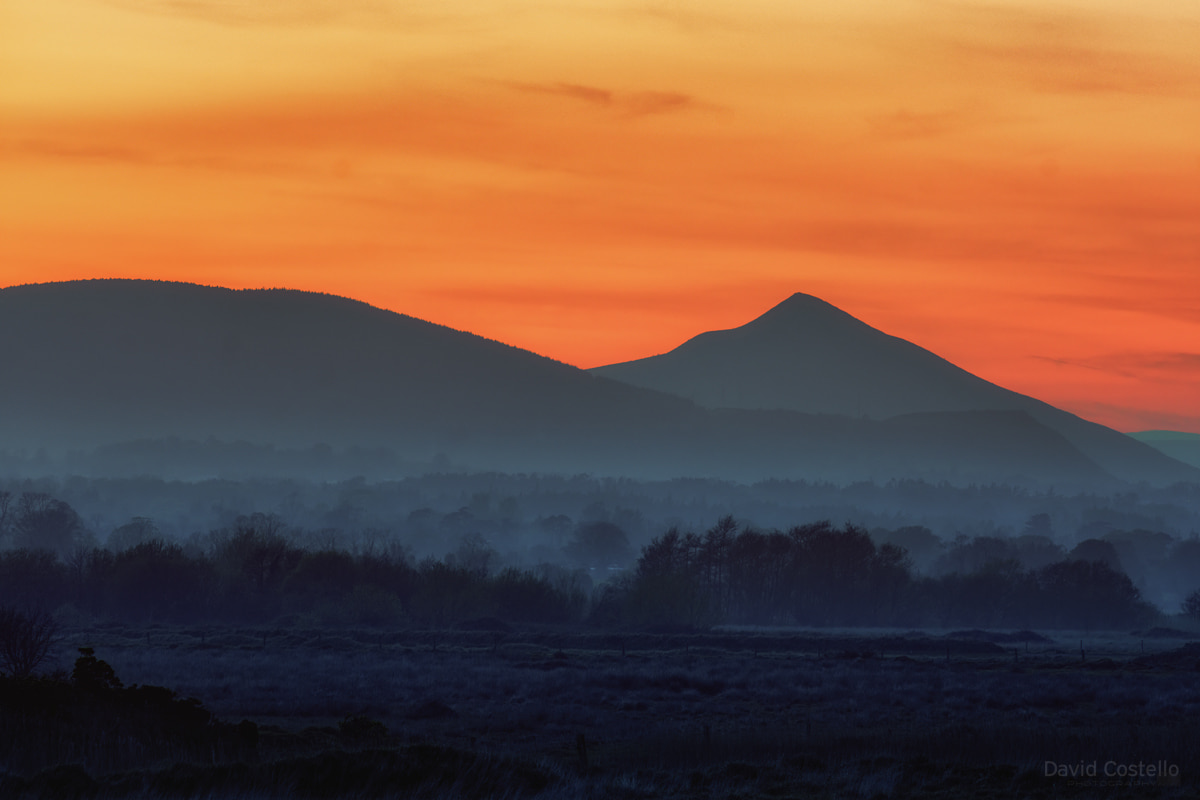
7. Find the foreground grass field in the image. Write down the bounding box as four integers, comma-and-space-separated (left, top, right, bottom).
4, 624, 1200, 798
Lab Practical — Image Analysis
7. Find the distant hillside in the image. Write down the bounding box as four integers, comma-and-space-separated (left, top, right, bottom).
593, 293, 1198, 486
0, 280, 1126, 486
1130, 431, 1200, 470
0, 280, 697, 476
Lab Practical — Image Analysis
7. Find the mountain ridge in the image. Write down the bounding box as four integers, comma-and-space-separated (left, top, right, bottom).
0, 279, 1183, 486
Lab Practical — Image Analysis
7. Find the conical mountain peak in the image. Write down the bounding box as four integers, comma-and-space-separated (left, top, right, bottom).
591, 293, 1199, 485
594, 293, 959, 415
756, 292, 847, 318
732, 293, 866, 335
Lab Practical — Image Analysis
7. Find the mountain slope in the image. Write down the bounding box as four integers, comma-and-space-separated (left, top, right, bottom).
0, 280, 1114, 485
1130, 431, 1200, 470
592, 293, 1197, 486
0, 280, 703, 474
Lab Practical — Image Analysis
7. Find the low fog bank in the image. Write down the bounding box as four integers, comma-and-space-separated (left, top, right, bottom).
1, 467, 1199, 623
0, 440, 429, 484
0, 427, 1187, 491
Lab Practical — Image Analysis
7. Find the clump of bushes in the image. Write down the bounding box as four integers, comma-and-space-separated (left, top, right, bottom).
0, 648, 258, 776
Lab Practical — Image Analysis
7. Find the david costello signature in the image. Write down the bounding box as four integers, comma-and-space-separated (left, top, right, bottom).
1045, 760, 1180, 783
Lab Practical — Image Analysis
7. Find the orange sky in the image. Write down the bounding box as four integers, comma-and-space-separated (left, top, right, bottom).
2, 0, 1198, 433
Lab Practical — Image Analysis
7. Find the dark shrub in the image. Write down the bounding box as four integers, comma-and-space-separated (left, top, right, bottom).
0, 606, 58, 678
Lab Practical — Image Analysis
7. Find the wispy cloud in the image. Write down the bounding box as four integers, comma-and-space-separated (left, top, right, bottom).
424, 282, 806, 317
1033, 352, 1200, 379
867, 109, 965, 141
615, 2, 740, 34
510, 82, 614, 107
9, 140, 152, 164
507, 82, 700, 117
102, 0, 441, 28
909, 2, 1200, 96
952, 42, 1191, 95
1038, 289, 1200, 327
1070, 401, 1200, 434
3, 136, 299, 176
623, 91, 694, 117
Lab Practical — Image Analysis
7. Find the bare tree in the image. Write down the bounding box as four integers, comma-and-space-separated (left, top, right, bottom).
1183, 588, 1200, 622
13, 492, 85, 557
108, 516, 160, 553
0, 490, 12, 546
0, 606, 60, 678
449, 532, 497, 577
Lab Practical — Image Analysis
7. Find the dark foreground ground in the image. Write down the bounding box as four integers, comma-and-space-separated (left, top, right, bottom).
4, 625, 1200, 798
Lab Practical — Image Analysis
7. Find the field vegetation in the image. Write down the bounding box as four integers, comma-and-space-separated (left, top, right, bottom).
3, 624, 1199, 798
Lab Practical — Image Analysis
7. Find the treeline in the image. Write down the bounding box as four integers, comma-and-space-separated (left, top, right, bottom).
6, 473, 1200, 572
0, 497, 1173, 631
596, 518, 1160, 631
876, 517, 1200, 611
0, 514, 590, 628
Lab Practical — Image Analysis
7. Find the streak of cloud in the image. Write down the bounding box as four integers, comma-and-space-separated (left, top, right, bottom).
867, 109, 965, 141
1033, 352, 1200, 380
8, 140, 151, 164
508, 82, 699, 117
952, 41, 1192, 95
424, 283, 783, 316
623, 91, 695, 117
102, 0, 441, 28
1038, 291, 1200, 328
3, 137, 305, 177
907, 1, 1200, 96
617, 2, 734, 33
509, 82, 614, 107
1070, 401, 1200, 434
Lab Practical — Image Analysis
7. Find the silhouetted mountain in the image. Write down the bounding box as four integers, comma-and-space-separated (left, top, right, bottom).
1130, 431, 1200, 470
0, 281, 1125, 485
593, 293, 1198, 486
0, 280, 697, 476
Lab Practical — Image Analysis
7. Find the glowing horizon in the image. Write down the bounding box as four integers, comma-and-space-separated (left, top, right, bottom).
2, 0, 1198, 433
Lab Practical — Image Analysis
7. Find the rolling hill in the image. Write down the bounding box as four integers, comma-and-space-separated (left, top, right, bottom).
592, 293, 1198, 486
0, 280, 1172, 486
0, 280, 699, 477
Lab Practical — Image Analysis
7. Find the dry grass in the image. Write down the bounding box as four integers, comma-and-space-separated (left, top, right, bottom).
9, 624, 1198, 798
